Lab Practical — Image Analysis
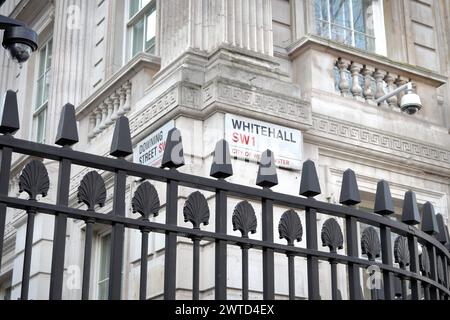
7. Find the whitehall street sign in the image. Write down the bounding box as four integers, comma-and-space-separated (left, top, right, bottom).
133, 120, 175, 167
225, 114, 302, 170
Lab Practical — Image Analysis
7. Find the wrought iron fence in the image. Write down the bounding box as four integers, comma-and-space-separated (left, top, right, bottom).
0, 90, 449, 300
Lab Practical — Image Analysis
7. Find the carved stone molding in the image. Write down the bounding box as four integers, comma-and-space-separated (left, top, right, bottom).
311, 115, 450, 164
203, 80, 311, 126
129, 86, 179, 136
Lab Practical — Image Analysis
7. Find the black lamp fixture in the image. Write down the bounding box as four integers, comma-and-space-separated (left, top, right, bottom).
0, 14, 38, 65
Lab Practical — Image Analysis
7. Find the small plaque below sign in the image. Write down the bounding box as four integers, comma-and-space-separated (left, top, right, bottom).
225, 114, 302, 170
133, 120, 175, 167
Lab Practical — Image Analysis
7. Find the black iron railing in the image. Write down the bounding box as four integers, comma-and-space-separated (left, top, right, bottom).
0, 90, 449, 300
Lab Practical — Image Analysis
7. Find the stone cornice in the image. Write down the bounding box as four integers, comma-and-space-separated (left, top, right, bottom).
287, 34, 447, 88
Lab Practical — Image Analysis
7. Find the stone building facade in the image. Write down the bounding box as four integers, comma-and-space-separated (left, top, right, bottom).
0, 0, 449, 300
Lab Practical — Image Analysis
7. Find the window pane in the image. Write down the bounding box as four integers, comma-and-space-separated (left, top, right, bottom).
129, 0, 140, 18
36, 109, 46, 143
132, 18, 145, 57
331, 25, 352, 46
98, 281, 108, 300
98, 233, 111, 300
315, 0, 329, 22
99, 234, 111, 281
145, 10, 156, 53
316, 20, 330, 38
38, 45, 46, 77
330, 0, 351, 29
36, 76, 44, 109
46, 39, 53, 71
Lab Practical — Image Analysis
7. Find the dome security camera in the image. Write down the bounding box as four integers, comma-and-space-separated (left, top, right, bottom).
400, 91, 422, 115
375, 81, 422, 115
2, 25, 38, 64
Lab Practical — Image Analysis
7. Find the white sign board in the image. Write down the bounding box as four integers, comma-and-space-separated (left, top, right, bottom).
225, 114, 302, 170
133, 120, 175, 167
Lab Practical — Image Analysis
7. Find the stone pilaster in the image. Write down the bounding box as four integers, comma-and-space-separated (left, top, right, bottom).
159, 0, 273, 68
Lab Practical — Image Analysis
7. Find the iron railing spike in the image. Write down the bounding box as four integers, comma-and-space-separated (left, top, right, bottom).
256, 149, 278, 188
421, 202, 439, 235
0, 90, 20, 135
436, 214, 450, 244
210, 139, 233, 179
339, 169, 361, 205
55, 103, 79, 146
161, 127, 184, 169
374, 180, 395, 215
110, 116, 133, 158
401, 190, 420, 225
299, 159, 321, 198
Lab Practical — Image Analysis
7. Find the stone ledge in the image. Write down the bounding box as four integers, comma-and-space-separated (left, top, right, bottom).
288, 34, 447, 88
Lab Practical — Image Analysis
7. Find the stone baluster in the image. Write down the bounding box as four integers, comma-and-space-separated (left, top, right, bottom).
87, 114, 96, 139
105, 97, 114, 126
337, 58, 350, 97
373, 69, 387, 106
93, 108, 102, 136
350, 62, 363, 101
111, 91, 120, 121
361, 65, 375, 104
117, 87, 126, 117
384, 72, 398, 109
395, 76, 408, 111
99, 102, 108, 130
123, 81, 132, 113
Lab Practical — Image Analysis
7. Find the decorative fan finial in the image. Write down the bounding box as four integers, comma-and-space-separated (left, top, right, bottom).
19, 160, 50, 200
77, 171, 106, 211
132, 181, 160, 220
278, 209, 303, 246
183, 191, 210, 229
232, 201, 257, 238
361, 227, 381, 261
394, 236, 410, 269
321, 218, 343, 253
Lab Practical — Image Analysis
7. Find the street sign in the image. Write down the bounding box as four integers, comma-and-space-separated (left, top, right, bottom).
133, 120, 175, 167
225, 114, 302, 170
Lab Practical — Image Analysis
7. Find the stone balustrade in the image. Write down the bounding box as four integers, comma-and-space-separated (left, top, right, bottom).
87, 80, 132, 140
334, 57, 413, 111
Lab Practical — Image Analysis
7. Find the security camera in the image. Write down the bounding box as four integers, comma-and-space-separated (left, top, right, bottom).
400, 90, 422, 115
2, 26, 38, 64
376, 82, 422, 115
0, 15, 38, 65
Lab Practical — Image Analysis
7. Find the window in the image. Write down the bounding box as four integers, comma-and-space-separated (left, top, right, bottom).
127, 0, 156, 58
97, 233, 111, 300
33, 37, 53, 143
314, 0, 381, 53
